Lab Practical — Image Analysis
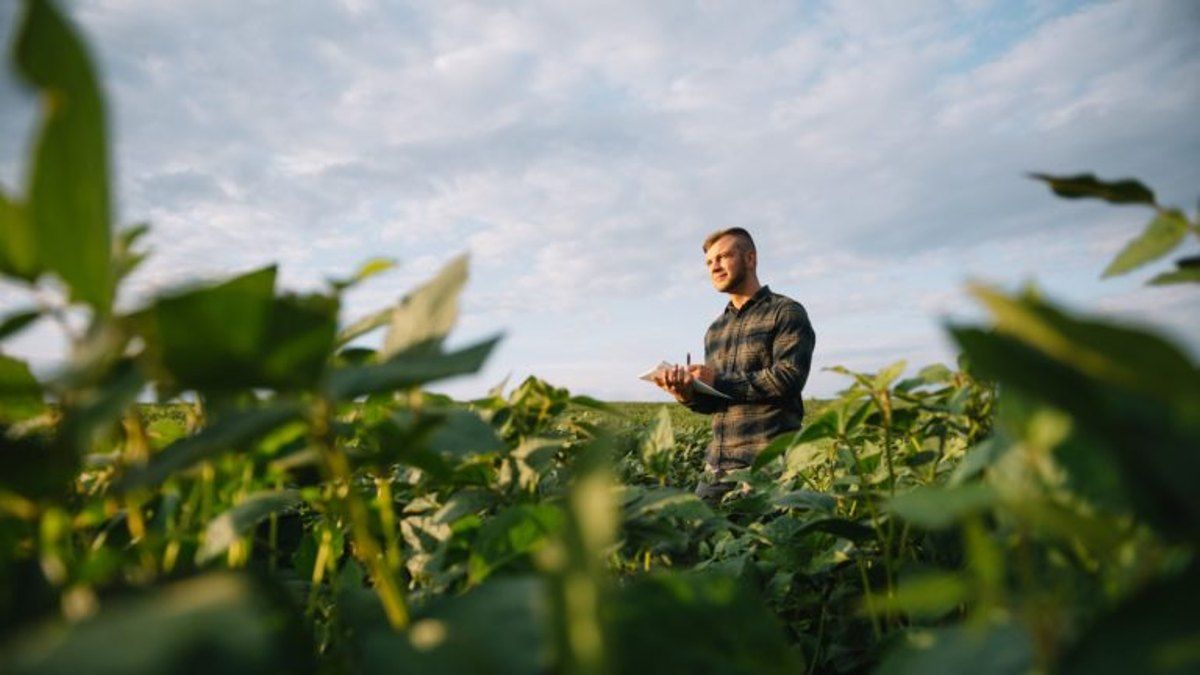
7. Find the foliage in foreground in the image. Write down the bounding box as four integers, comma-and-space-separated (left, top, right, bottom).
1, 1, 1199, 673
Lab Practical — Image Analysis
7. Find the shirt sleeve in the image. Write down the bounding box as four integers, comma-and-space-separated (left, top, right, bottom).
713, 304, 815, 403
682, 391, 726, 415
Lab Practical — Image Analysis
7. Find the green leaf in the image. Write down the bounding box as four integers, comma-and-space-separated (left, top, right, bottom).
1103, 210, 1189, 277
0, 309, 42, 342
0, 572, 314, 675
771, 489, 836, 512
751, 430, 797, 471
115, 402, 305, 491
967, 284, 1200, 400
425, 408, 505, 458
796, 516, 877, 542
1030, 172, 1156, 206
0, 354, 44, 423
383, 254, 468, 357
325, 335, 500, 400
1060, 565, 1200, 675
607, 572, 801, 675
874, 360, 907, 390
337, 306, 393, 348
0, 190, 39, 280
876, 622, 1033, 675
888, 483, 996, 530
15, 0, 113, 313
356, 576, 550, 675
330, 257, 397, 292
135, 267, 339, 392
467, 504, 563, 585
1149, 256, 1200, 285
864, 572, 970, 619
196, 490, 303, 564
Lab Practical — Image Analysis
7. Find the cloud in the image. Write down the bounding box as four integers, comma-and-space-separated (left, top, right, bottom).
0, 0, 1196, 401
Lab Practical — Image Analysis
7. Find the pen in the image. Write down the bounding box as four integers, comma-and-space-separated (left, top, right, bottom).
686, 352, 691, 367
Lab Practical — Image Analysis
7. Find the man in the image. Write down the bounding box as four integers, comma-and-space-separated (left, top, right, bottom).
654, 227, 816, 500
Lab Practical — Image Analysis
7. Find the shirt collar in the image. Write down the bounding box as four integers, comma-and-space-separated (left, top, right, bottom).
725, 285, 771, 315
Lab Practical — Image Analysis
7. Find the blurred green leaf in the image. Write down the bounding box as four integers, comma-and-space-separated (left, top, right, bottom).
135, 267, 338, 392
1030, 172, 1156, 206
888, 484, 996, 530
0, 572, 314, 675
0, 191, 38, 281
607, 572, 801, 675
1103, 210, 1189, 277
967, 284, 1200, 400
876, 622, 1033, 675
357, 576, 549, 675
751, 430, 796, 471
1060, 565, 1200, 675
864, 572, 969, 620
330, 257, 396, 292
1149, 255, 1200, 285
115, 402, 305, 492
874, 360, 907, 390
0, 309, 41, 342
468, 504, 563, 585
15, 0, 113, 313
425, 408, 505, 458
197, 489, 303, 564
796, 516, 876, 542
383, 254, 468, 357
0, 354, 43, 423
325, 335, 500, 400
771, 489, 836, 512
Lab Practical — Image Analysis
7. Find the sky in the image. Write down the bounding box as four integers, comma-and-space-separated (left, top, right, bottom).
0, 0, 1198, 401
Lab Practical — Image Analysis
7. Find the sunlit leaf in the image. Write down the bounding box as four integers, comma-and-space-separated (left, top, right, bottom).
15, 0, 113, 313
1103, 210, 1189, 277
0, 190, 38, 280
383, 254, 468, 357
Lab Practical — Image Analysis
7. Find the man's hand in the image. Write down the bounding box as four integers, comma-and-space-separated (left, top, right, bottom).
653, 364, 694, 403
688, 364, 715, 386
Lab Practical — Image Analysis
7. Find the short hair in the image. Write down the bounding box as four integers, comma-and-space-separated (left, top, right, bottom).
702, 227, 756, 254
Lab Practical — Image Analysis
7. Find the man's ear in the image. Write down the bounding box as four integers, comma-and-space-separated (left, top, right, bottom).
746, 249, 757, 271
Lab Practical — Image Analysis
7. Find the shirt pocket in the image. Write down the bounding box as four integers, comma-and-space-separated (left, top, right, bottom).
737, 328, 773, 369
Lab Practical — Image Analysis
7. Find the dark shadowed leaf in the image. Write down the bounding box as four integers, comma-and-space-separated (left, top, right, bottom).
772, 489, 836, 512
876, 621, 1033, 675
1103, 210, 1189, 277
135, 267, 338, 392
1149, 256, 1200, 286
196, 489, 304, 563
0, 354, 43, 423
115, 402, 305, 491
0, 572, 314, 675
1030, 172, 1156, 206
0, 309, 41, 342
607, 572, 801, 675
796, 516, 877, 542
1060, 565, 1200, 675
357, 576, 550, 675
15, 0, 112, 313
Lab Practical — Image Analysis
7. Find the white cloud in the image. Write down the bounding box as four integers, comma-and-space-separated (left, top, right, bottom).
0, 0, 1196, 401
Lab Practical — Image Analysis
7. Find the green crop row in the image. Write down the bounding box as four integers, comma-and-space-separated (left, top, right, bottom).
1, 2, 1198, 674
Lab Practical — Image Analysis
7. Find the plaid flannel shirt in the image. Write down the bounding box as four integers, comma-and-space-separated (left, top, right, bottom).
684, 286, 816, 469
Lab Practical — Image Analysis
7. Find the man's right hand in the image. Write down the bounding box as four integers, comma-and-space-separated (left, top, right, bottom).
653, 364, 694, 403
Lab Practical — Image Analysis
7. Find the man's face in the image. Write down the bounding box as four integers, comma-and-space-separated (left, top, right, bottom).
705, 235, 752, 292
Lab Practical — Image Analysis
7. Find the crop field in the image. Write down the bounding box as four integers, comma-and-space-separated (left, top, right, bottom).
1, 2, 1199, 674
